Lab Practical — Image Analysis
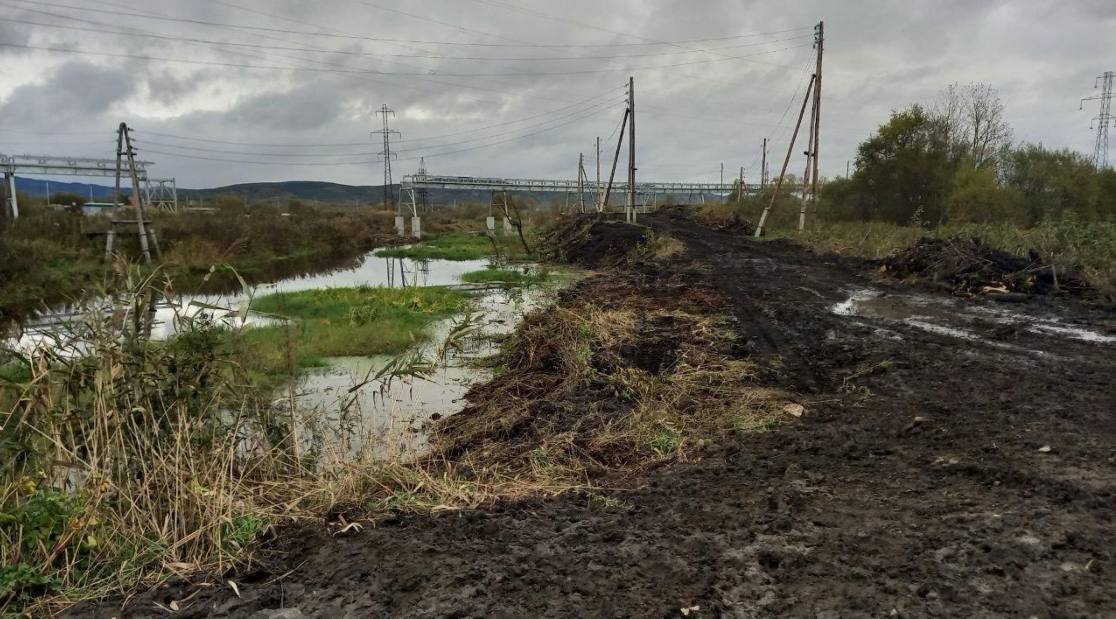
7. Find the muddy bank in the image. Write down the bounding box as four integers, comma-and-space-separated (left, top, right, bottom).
82, 211, 1116, 618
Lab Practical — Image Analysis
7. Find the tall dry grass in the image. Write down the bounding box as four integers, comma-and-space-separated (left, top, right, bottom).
0, 269, 543, 614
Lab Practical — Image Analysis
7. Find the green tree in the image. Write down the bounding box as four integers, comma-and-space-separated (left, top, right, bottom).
844, 105, 958, 225
1001, 145, 1100, 224
944, 165, 1025, 224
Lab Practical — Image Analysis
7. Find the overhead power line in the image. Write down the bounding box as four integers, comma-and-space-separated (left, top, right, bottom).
0, 40, 811, 76
8, 0, 808, 49
0, 15, 810, 62
133, 97, 623, 157
133, 93, 621, 149
138, 103, 615, 166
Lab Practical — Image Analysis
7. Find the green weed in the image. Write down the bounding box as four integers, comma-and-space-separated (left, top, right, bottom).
375, 232, 516, 261
647, 424, 682, 455
460, 267, 550, 286
243, 286, 474, 371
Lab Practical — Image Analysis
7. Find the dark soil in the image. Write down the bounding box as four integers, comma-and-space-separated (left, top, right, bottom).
542, 215, 650, 268
881, 236, 1095, 298
78, 212, 1116, 618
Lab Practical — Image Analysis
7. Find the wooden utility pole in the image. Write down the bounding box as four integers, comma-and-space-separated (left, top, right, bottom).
602, 108, 629, 212
739, 166, 744, 201
577, 152, 586, 213
114, 126, 124, 205
720, 162, 725, 203
799, 50, 821, 232
811, 21, 824, 204
755, 75, 816, 238
627, 76, 636, 222
595, 136, 601, 207
107, 122, 157, 264
761, 138, 768, 187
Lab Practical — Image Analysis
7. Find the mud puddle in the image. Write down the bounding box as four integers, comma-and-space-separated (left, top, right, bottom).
832, 288, 1116, 353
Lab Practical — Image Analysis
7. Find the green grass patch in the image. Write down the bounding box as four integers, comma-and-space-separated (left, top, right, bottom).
0, 360, 32, 384
240, 286, 473, 376
460, 267, 550, 286
375, 232, 508, 261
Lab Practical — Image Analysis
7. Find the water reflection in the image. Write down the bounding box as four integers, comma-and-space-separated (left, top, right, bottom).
6, 249, 551, 463
12, 250, 491, 352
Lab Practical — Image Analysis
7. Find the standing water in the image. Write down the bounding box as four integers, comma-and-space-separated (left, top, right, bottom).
7, 249, 555, 462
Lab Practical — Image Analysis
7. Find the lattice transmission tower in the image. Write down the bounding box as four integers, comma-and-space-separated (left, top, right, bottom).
1082, 71, 1115, 169
372, 104, 401, 209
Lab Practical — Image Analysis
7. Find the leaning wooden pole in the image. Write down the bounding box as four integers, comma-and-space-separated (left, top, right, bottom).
755, 74, 816, 238
798, 80, 820, 232
601, 108, 629, 212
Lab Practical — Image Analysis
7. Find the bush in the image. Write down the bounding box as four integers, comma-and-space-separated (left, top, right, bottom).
945, 166, 1026, 225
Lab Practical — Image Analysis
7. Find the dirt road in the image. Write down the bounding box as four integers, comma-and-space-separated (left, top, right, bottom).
93, 211, 1116, 618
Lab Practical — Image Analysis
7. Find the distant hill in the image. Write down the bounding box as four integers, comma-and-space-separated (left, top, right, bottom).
14, 177, 119, 200
178, 181, 385, 203
10, 177, 715, 207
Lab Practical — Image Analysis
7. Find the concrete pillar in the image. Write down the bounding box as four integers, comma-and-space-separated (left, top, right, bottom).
486, 216, 496, 233
5, 173, 17, 220
502, 216, 512, 236
104, 228, 116, 260
410, 216, 422, 239
395, 215, 406, 237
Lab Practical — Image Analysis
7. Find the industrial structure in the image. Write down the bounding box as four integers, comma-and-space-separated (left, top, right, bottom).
1, 152, 177, 220
1082, 71, 1114, 170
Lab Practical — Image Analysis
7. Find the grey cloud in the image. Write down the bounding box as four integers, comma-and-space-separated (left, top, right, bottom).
0, 61, 135, 128
0, 0, 1107, 187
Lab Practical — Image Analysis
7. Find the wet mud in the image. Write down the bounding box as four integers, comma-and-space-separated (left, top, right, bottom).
82, 211, 1116, 618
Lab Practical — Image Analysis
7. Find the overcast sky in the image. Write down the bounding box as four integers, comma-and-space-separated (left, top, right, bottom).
0, 0, 1113, 189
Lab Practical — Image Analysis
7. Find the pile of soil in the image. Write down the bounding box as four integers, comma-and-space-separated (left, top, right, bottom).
433, 267, 749, 471
542, 214, 649, 268
881, 236, 1094, 297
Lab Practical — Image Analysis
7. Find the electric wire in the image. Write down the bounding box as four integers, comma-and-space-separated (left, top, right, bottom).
138, 104, 616, 166
0, 16, 811, 62
0, 39, 812, 77
9, 0, 809, 49
133, 92, 622, 149
133, 96, 624, 157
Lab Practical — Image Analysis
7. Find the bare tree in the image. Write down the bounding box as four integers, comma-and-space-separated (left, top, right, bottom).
965, 83, 1012, 167
930, 82, 1013, 168
931, 83, 969, 158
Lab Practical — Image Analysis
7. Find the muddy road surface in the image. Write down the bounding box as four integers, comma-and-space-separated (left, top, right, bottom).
91, 211, 1116, 618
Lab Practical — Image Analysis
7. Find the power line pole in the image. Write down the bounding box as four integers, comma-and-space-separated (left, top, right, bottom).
577, 152, 586, 213
372, 104, 402, 230
739, 166, 744, 201
1082, 71, 1115, 169
798, 23, 824, 233
627, 76, 636, 223
107, 122, 157, 264
416, 156, 429, 214
720, 162, 725, 203
761, 138, 768, 187
602, 107, 629, 212
755, 74, 816, 238
596, 136, 601, 207
810, 21, 824, 203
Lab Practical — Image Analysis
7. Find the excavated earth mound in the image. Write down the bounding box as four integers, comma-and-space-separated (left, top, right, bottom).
543, 214, 650, 268
881, 236, 1094, 297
